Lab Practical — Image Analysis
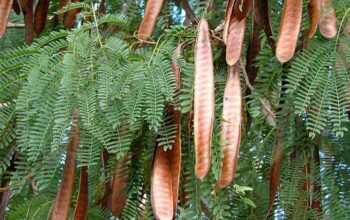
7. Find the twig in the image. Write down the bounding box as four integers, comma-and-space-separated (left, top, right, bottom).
91, 1, 103, 47
239, 58, 276, 122
0, 186, 9, 193
181, 0, 196, 22
6, 22, 25, 28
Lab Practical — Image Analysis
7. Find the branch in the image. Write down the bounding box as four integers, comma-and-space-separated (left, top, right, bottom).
6, 22, 25, 28
239, 58, 276, 125
181, 0, 196, 22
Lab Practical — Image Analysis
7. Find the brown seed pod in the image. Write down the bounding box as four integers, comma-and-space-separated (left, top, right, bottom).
194, 19, 215, 180
319, 0, 337, 38
138, 0, 164, 41
57, 0, 69, 20
276, 0, 303, 63
34, 0, 50, 35
268, 128, 283, 215
51, 110, 80, 220
63, 0, 81, 29
255, 0, 275, 50
226, 17, 247, 66
0, 0, 13, 38
217, 64, 242, 188
223, 0, 236, 44
110, 155, 129, 217
233, 0, 252, 21
307, 0, 321, 39
73, 166, 89, 220
12, 0, 21, 15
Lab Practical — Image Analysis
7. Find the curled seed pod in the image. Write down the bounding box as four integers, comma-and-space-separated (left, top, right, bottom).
151, 145, 174, 220
276, 0, 303, 63
51, 110, 80, 220
307, 0, 321, 39
12, 0, 21, 15
255, 0, 275, 50
217, 64, 242, 188
194, 19, 215, 180
233, 0, 252, 21
63, 0, 81, 29
268, 128, 283, 215
138, 0, 164, 41
34, 0, 50, 35
110, 155, 129, 217
223, 0, 236, 44
226, 17, 246, 66
319, 0, 337, 38
0, 0, 13, 38
73, 166, 88, 220
194, 19, 214, 180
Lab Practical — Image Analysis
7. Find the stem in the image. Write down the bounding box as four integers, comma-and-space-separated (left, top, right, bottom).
90, 1, 103, 47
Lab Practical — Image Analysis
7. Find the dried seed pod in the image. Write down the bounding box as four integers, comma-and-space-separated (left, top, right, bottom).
194, 19, 215, 180
0, 0, 13, 38
57, 0, 69, 20
12, 0, 21, 15
110, 156, 129, 217
255, 0, 275, 50
51, 110, 80, 220
276, 0, 303, 63
268, 128, 283, 215
63, 0, 81, 29
98, 0, 106, 14
245, 19, 261, 88
223, 0, 236, 44
138, 0, 164, 41
233, 0, 252, 21
73, 166, 88, 220
319, 0, 337, 38
217, 64, 242, 188
34, 0, 50, 35
307, 0, 321, 39
226, 17, 247, 66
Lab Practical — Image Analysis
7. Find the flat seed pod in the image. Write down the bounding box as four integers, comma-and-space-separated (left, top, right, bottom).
12, 0, 21, 15
217, 64, 242, 188
233, 0, 252, 21
307, 0, 321, 39
268, 128, 283, 215
57, 0, 69, 20
51, 110, 80, 220
255, 0, 275, 50
194, 19, 215, 180
319, 0, 337, 38
138, 0, 164, 41
63, 0, 81, 29
151, 146, 174, 220
73, 166, 89, 220
19, 0, 34, 44
0, 0, 13, 38
111, 156, 129, 217
223, 0, 236, 44
276, 0, 303, 63
226, 17, 246, 66
245, 19, 261, 88
34, 0, 50, 35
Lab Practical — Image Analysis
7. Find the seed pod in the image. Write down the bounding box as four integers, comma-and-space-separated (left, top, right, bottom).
110, 156, 129, 217
233, 0, 252, 21
51, 110, 80, 220
194, 19, 215, 180
319, 0, 337, 38
276, 0, 303, 63
57, 0, 69, 20
0, 0, 12, 38
63, 0, 81, 29
217, 64, 242, 188
73, 166, 88, 220
223, 0, 236, 44
246, 19, 261, 89
268, 128, 283, 215
255, 0, 275, 50
12, 0, 21, 15
34, 0, 50, 35
138, 0, 164, 41
98, 0, 106, 14
307, 0, 321, 39
226, 17, 246, 66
